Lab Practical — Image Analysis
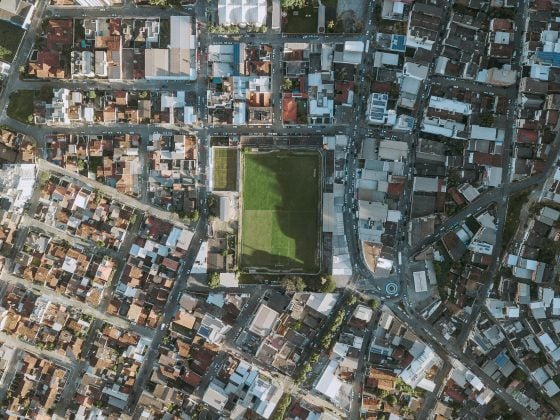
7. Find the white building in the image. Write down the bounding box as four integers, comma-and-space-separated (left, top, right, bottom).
145, 16, 196, 80
333, 41, 364, 65
218, 0, 267, 27
399, 61, 429, 109
400, 344, 438, 389
71, 51, 95, 78
428, 96, 472, 115
315, 359, 343, 401
0, 164, 36, 210
470, 125, 505, 142
367, 93, 396, 125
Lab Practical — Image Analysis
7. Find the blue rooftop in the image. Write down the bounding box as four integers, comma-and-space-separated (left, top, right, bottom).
391, 35, 407, 52
233, 44, 240, 76
199, 325, 210, 338
495, 351, 508, 367
537, 51, 560, 67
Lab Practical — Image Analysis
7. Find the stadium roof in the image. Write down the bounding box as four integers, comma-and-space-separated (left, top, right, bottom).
218, 0, 267, 26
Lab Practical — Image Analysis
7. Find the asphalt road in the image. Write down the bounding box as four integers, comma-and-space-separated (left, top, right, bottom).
0, 0, 544, 417
387, 303, 537, 420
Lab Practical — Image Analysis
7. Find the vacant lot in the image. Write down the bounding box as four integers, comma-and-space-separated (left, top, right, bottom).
283, 6, 319, 33
213, 147, 237, 191
240, 151, 320, 272
7, 90, 34, 124
0, 21, 24, 62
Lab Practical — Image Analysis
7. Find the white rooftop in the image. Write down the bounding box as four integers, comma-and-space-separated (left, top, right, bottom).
429, 96, 472, 115
218, 0, 267, 26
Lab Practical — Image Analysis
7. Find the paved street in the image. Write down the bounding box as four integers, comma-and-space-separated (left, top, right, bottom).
0, 0, 547, 417
387, 303, 537, 420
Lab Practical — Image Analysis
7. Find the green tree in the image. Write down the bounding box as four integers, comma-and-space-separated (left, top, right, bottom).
0, 45, 11, 61
320, 276, 336, 293
377, 388, 389, 398
370, 298, 379, 310
282, 275, 306, 292
282, 0, 307, 10
282, 78, 293, 91
208, 272, 220, 288
149, 0, 169, 6
321, 333, 333, 349
207, 194, 216, 211
510, 368, 527, 382
387, 394, 398, 406
189, 209, 200, 222
271, 394, 292, 420
479, 112, 495, 127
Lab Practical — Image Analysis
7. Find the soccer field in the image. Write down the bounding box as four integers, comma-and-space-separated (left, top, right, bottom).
212, 148, 237, 191
240, 151, 320, 272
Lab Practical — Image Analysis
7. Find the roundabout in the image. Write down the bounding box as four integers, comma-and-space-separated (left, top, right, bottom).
385, 282, 399, 296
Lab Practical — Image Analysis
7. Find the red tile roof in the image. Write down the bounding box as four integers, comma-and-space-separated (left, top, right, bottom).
335, 81, 354, 104
46, 19, 73, 50
387, 181, 405, 198
162, 258, 179, 271
282, 96, 297, 123
491, 18, 514, 32
182, 371, 202, 387
535, 0, 553, 11
448, 187, 465, 205
473, 152, 502, 167
516, 129, 539, 144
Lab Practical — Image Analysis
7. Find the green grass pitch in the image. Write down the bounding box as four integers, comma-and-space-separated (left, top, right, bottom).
213, 148, 238, 191
240, 151, 320, 272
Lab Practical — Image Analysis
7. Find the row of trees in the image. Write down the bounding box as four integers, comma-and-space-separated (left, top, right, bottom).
282, 275, 336, 293
271, 394, 292, 420
208, 24, 267, 34
296, 296, 357, 382
282, 0, 307, 10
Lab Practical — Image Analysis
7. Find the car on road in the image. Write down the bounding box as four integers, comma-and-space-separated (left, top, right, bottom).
160, 323, 167, 330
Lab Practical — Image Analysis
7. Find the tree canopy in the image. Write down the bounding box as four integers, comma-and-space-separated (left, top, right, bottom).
208, 272, 220, 288
320, 276, 336, 293
0, 45, 11, 61
149, 0, 170, 6
282, 0, 307, 10
282, 275, 306, 292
